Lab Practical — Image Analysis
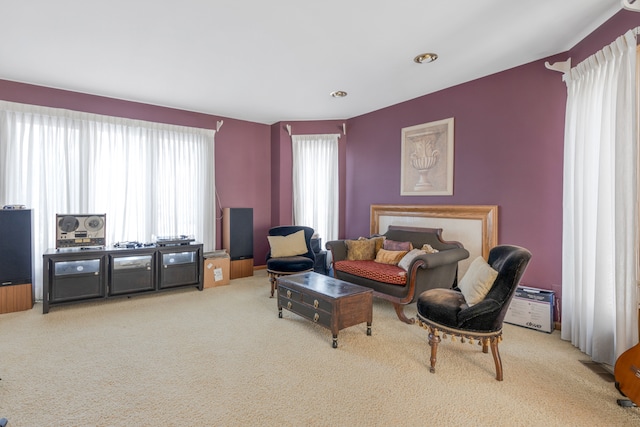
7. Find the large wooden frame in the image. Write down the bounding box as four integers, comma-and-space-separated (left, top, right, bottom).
370, 205, 498, 276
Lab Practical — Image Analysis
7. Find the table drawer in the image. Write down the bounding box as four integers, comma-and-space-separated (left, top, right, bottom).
279, 285, 332, 312
280, 297, 332, 329
278, 285, 302, 302
300, 293, 332, 312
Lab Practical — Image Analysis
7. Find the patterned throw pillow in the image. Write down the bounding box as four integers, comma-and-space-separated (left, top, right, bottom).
346, 239, 377, 260
383, 239, 413, 251
374, 248, 408, 265
359, 236, 385, 254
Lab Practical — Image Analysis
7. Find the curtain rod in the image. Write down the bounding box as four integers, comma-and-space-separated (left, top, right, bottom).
545, 58, 571, 75
285, 123, 346, 137
545, 26, 640, 77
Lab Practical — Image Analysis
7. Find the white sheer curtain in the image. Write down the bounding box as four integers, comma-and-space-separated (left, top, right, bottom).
0, 101, 216, 300
291, 134, 339, 243
561, 30, 638, 365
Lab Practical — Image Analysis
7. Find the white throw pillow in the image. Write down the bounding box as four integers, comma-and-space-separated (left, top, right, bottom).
267, 230, 308, 258
458, 256, 498, 306
398, 248, 426, 271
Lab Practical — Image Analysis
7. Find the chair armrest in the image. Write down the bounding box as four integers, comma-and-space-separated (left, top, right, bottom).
414, 248, 469, 270
325, 240, 348, 262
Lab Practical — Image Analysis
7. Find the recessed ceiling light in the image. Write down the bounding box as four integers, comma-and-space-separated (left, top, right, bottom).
330, 90, 347, 98
414, 53, 438, 64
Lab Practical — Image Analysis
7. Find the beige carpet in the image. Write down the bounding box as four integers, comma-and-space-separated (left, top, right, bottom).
0, 270, 638, 426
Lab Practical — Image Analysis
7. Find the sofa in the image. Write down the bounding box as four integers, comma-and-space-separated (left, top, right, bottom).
325, 225, 469, 324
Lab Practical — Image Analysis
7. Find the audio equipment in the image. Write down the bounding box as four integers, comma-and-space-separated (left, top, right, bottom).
56, 214, 106, 248
222, 208, 253, 260
154, 235, 195, 246
0, 209, 32, 286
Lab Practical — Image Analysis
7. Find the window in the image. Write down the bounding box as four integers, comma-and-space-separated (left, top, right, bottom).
0, 101, 216, 299
291, 134, 339, 243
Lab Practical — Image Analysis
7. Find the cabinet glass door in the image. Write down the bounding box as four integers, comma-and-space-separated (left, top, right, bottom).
50, 257, 104, 302
159, 249, 199, 289
109, 253, 155, 295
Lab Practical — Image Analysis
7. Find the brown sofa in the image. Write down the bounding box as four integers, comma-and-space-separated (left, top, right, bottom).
325, 226, 469, 324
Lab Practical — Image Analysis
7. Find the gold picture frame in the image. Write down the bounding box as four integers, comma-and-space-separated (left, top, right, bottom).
400, 117, 454, 195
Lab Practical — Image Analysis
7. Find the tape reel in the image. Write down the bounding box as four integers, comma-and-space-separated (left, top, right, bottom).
56, 213, 106, 248
85, 215, 105, 232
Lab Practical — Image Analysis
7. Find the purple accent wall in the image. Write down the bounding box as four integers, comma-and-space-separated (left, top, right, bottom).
1, 9, 638, 289
270, 120, 347, 237
344, 59, 566, 296
0, 79, 272, 260
342, 10, 640, 303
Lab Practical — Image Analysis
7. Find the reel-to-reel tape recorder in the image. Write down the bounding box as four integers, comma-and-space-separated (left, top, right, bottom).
56, 214, 106, 248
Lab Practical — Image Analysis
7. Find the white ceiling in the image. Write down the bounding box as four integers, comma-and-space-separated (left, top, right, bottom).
0, 1, 624, 125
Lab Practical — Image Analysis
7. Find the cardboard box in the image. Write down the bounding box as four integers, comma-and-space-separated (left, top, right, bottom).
203, 251, 230, 288
504, 286, 555, 333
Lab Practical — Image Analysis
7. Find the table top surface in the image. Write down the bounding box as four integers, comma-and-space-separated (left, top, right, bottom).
277, 272, 372, 299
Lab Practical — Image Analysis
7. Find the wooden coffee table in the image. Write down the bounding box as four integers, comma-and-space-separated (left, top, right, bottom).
277, 272, 373, 348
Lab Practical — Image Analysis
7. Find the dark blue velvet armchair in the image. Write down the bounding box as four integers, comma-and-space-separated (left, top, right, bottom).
266, 225, 315, 297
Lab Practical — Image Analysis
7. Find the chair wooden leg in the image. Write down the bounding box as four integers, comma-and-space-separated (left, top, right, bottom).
268, 273, 277, 298
490, 337, 503, 381
392, 302, 415, 324
482, 338, 489, 353
427, 327, 441, 373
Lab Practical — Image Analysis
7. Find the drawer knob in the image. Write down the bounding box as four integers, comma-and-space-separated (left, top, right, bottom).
287, 301, 292, 309
286, 290, 291, 298
313, 299, 319, 309
313, 313, 319, 322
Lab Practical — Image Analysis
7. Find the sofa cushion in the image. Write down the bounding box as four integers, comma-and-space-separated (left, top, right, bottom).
334, 260, 407, 285
458, 256, 498, 306
383, 239, 413, 251
266, 256, 314, 273
267, 230, 308, 258
346, 239, 376, 260
374, 248, 408, 265
398, 248, 426, 271
359, 236, 385, 254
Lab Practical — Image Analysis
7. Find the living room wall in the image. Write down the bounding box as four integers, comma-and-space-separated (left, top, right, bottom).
343, 59, 566, 296
269, 120, 347, 238
0, 79, 273, 258
342, 10, 640, 303
1, 10, 637, 301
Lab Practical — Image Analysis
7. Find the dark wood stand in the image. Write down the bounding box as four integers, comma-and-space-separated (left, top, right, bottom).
277, 272, 372, 348
42, 243, 203, 313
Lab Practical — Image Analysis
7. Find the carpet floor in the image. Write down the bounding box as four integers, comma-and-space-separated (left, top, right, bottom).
0, 270, 639, 426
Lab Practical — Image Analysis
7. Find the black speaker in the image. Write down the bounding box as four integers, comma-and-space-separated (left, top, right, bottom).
0, 209, 33, 286
222, 208, 253, 261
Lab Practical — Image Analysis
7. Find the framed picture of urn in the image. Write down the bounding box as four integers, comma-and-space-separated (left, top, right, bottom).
400, 117, 454, 196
